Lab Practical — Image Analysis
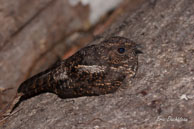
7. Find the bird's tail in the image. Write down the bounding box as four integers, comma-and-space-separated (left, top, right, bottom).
17, 70, 54, 99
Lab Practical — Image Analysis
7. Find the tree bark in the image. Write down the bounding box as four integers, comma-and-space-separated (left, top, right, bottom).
0, 0, 89, 110
1, 0, 194, 128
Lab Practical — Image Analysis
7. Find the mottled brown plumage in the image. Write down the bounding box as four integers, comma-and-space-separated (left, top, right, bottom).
0, 36, 141, 119
18, 36, 140, 98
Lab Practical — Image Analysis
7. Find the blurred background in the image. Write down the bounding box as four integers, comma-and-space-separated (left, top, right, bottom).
0, 0, 145, 111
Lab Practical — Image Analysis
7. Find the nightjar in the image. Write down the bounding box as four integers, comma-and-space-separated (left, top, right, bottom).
0, 36, 141, 119
18, 36, 141, 99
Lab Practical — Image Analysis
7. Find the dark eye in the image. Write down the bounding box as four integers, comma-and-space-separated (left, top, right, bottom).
117, 48, 125, 54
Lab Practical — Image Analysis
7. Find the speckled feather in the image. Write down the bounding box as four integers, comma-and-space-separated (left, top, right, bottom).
18, 36, 140, 99
0, 36, 141, 119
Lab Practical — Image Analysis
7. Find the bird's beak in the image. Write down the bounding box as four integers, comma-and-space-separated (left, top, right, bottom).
135, 44, 143, 54
135, 49, 143, 54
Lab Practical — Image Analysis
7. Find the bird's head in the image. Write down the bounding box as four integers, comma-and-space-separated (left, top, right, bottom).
96, 36, 142, 77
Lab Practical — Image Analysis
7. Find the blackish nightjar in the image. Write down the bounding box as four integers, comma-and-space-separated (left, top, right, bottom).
0, 36, 142, 118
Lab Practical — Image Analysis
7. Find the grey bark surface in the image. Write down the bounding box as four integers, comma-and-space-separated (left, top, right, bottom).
0, 0, 89, 110
1, 0, 194, 128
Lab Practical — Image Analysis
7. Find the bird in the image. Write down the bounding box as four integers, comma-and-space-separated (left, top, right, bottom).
0, 36, 141, 119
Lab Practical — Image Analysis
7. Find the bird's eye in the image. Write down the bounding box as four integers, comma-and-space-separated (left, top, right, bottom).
117, 48, 125, 54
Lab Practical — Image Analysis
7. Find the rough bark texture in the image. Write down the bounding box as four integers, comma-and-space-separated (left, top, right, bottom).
0, 0, 89, 110
1, 0, 194, 128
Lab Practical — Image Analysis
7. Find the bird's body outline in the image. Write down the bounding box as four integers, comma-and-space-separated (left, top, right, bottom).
0, 36, 141, 120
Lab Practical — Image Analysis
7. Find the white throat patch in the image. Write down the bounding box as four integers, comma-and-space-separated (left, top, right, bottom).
77, 65, 106, 73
